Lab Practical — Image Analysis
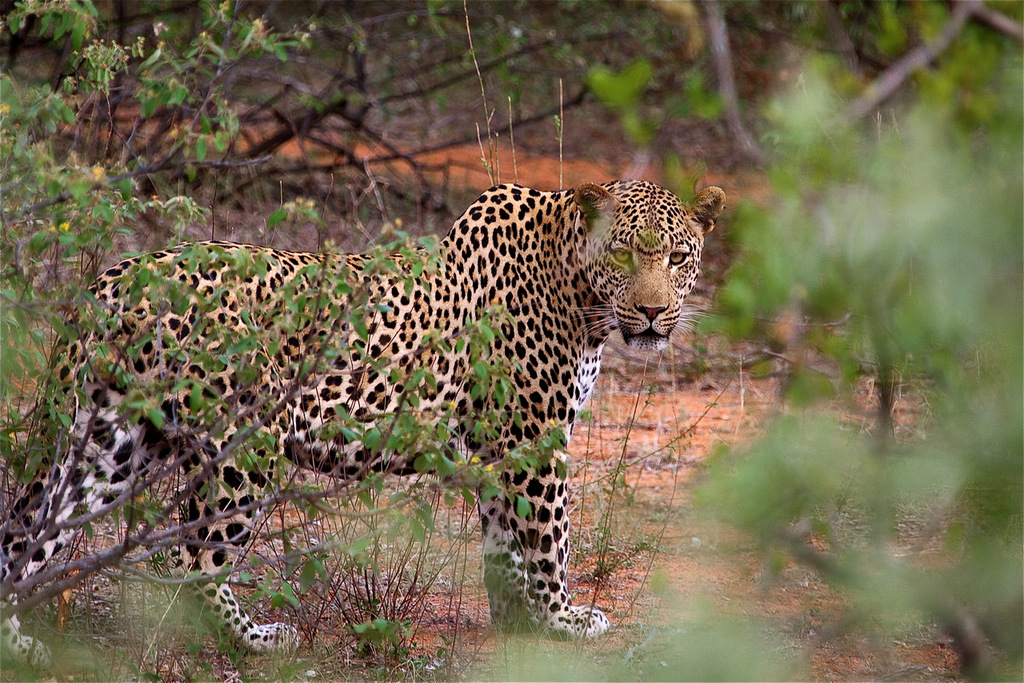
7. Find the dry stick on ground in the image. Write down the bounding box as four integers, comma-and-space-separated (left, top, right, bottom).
701, 0, 765, 164
841, 1, 977, 123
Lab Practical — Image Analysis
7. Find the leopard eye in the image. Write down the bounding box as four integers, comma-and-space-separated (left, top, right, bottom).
609, 248, 634, 270
668, 250, 689, 266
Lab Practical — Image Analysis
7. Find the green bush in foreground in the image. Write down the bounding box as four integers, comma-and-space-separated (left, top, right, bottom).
704, 60, 1022, 679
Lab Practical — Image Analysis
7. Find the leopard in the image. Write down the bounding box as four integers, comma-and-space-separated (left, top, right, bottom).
1, 180, 725, 668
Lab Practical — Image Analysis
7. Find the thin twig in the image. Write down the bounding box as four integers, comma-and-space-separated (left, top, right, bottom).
822, 0, 862, 77
375, 29, 621, 105
558, 78, 564, 188
508, 96, 518, 184
464, 0, 496, 185
13, 156, 271, 217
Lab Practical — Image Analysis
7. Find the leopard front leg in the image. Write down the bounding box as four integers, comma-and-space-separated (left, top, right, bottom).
479, 494, 530, 630
479, 452, 609, 639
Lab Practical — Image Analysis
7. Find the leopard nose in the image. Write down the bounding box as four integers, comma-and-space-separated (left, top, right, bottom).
637, 305, 667, 322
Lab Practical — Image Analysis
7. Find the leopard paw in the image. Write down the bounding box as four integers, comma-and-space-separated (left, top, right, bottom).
549, 604, 610, 639
244, 622, 299, 651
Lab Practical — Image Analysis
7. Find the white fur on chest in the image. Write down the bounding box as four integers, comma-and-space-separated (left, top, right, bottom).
574, 344, 604, 413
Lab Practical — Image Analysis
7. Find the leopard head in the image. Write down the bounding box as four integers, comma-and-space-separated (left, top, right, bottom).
575, 180, 725, 351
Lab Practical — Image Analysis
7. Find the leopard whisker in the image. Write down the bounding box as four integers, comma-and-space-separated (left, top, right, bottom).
673, 303, 708, 335
574, 304, 616, 333
577, 306, 617, 338
575, 303, 614, 317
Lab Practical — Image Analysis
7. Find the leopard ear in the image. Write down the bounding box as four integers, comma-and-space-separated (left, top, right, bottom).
689, 186, 726, 236
574, 183, 619, 232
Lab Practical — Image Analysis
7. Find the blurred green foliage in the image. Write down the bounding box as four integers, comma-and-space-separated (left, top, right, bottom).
703, 43, 1022, 683
587, 59, 657, 146
486, 606, 798, 681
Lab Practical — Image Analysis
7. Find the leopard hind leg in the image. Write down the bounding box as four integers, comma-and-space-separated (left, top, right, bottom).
180, 465, 298, 652
1, 393, 166, 668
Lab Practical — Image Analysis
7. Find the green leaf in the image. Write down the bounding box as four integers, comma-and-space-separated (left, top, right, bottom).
346, 538, 372, 559
587, 59, 653, 110
213, 131, 229, 153
189, 383, 203, 412
362, 428, 381, 451
146, 406, 165, 429
71, 17, 88, 50
169, 85, 188, 106
409, 518, 425, 543
298, 559, 320, 593
515, 495, 532, 520
267, 208, 286, 228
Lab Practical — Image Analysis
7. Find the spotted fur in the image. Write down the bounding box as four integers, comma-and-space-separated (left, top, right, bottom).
1, 180, 724, 667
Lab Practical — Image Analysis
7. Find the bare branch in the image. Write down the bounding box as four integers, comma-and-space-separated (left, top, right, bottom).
969, 3, 1024, 43
701, 0, 765, 163
401, 89, 588, 161
842, 1, 976, 122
